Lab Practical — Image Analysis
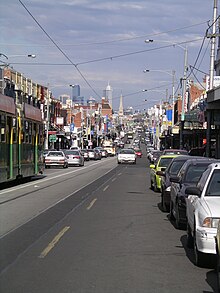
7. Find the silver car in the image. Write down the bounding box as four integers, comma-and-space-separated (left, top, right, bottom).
45, 151, 68, 168
63, 150, 84, 166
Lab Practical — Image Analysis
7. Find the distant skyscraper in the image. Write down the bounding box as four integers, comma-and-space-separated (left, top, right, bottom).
71, 85, 80, 102
118, 93, 124, 116
103, 82, 113, 108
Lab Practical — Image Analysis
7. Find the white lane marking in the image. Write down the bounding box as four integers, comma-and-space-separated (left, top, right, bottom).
103, 185, 109, 192
112, 178, 116, 182
86, 198, 97, 210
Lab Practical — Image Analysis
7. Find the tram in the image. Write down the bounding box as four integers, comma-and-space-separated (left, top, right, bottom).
0, 93, 44, 183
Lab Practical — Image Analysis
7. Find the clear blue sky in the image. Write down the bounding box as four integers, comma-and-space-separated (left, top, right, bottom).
0, 0, 216, 110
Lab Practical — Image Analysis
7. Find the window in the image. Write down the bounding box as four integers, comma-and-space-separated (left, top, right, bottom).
206, 169, 220, 196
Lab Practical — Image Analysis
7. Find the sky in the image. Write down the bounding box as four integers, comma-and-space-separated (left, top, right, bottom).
0, 0, 217, 111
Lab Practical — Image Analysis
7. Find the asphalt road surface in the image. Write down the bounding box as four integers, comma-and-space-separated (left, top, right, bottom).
0, 149, 218, 293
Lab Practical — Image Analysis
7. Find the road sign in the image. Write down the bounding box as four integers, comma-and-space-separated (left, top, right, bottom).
49, 134, 57, 142
70, 123, 75, 132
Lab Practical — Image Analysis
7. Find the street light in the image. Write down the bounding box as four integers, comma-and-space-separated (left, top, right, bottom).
0, 53, 36, 59
145, 39, 188, 149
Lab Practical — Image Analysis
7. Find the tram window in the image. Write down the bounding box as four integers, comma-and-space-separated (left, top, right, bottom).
13, 127, 17, 143
0, 127, 6, 142
29, 122, 32, 144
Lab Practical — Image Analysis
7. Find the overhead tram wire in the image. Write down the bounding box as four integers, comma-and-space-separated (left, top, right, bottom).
186, 15, 220, 81
18, 0, 101, 100
1, 21, 209, 48
8, 38, 205, 68
75, 38, 204, 66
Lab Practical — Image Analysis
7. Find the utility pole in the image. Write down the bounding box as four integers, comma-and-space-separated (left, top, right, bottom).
179, 46, 188, 149
209, 0, 218, 90
206, 0, 218, 157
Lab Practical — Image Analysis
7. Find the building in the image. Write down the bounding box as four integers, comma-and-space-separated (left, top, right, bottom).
103, 82, 113, 109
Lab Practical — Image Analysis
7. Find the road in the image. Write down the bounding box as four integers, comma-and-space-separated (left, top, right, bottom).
0, 149, 218, 293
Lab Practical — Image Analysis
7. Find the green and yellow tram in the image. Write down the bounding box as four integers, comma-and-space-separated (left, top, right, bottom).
0, 93, 44, 183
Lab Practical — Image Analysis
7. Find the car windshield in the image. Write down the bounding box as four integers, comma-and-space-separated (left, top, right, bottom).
184, 164, 210, 183
158, 157, 173, 168
206, 169, 220, 196
169, 160, 186, 175
48, 152, 64, 157
64, 150, 80, 155
120, 149, 135, 154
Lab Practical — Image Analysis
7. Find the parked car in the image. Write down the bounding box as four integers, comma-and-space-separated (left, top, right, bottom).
216, 221, 220, 292
94, 147, 108, 158
87, 149, 100, 160
150, 154, 178, 192
44, 150, 68, 168
185, 162, 220, 267
81, 149, 89, 161
158, 155, 190, 212
162, 149, 188, 155
117, 148, 136, 164
169, 158, 217, 229
62, 149, 84, 166
149, 150, 163, 164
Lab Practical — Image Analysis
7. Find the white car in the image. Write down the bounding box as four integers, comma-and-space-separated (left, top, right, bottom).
117, 148, 136, 164
185, 162, 220, 267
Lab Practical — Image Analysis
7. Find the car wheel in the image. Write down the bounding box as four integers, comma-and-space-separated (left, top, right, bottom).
186, 223, 194, 248
217, 244, 220, 293
175, 205, 181, 229
150, 180, 154, 190
133, 160, 136, 164
169, 201, 175, 221
161, 191, 168, 212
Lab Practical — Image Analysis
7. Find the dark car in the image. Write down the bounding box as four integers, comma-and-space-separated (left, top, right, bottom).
169, 158, 218, 229
162, 149, 188, 156
157, 155, 190, 212
149, 150, 163, 164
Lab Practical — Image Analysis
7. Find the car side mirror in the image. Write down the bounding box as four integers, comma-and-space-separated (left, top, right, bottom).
150, 164, 155, 169
170, 176, 181, 183
156, 170, 165, 176
185, 186, 201, 197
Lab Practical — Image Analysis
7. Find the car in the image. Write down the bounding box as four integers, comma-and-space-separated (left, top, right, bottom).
216, 221, 220, 292
185, 162, 220, 267
162, 149, 188, 155
87, 149, 100, 160
44, 150, 68, 168
81, 149, 89, 161
158, 155, 190, 212
134, 148, 142, 158
117, 148, 136, 164
149, 150, 163, 164
94, 147, 108, 158
169, 158, 217, 229
62, 149, 84, 166
150, 154, 178, 192
70, 146, 81, 150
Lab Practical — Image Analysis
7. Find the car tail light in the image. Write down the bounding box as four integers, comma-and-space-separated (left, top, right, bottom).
74, 156, 81, 159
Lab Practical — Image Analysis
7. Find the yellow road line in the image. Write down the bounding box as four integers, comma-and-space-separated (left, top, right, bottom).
103, 185, 109, 192
87, 198, 97, 210
39, 226, 70, 258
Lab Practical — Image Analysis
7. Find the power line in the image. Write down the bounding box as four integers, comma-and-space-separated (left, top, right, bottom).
18, 0, 102, 100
